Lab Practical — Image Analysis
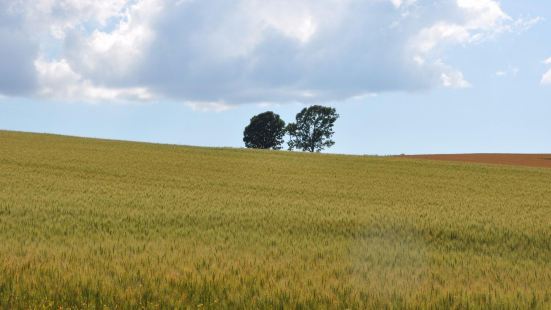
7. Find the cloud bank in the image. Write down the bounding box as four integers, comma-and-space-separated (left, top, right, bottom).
0, 0, 536, 106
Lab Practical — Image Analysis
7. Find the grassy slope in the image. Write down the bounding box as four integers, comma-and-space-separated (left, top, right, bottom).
0, 130, 550, 308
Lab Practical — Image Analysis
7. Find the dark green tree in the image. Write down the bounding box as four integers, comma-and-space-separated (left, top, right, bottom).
243, 111, 286, 150
287, 105, 339, 152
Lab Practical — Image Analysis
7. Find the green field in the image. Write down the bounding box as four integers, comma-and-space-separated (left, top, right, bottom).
0, 130, 550, 308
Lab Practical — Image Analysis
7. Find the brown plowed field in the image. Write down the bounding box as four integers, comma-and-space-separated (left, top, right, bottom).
406, 154, 551, 169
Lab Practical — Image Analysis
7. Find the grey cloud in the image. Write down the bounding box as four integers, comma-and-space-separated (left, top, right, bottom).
128, 1, 440, 104
0, 4, 38, 96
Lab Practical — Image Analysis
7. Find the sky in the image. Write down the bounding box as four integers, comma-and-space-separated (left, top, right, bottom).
0, 0, 550, 155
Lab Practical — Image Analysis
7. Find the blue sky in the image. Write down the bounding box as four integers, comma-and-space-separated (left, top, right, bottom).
0, 0, 550, 155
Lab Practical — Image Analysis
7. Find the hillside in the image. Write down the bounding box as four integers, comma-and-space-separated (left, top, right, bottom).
0, 130, 550, 308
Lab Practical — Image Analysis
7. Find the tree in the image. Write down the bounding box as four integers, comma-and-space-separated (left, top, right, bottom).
287, 105, 339, 152
243, 111, 286, 150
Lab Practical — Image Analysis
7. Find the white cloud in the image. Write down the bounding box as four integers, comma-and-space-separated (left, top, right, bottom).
413, 22, 471, 54
389, 0, 416, 9
542, 57, 551, 86
64, 0, 162, 83
441, 71, 471, 89
20, 0, 130, 39
185, 101, 234, 113
542, 70, 551, 85
35, 58, 153, 102
0, 0, 536, 105
411, 0, 512, 56
495, 66, 519, 78
456, 0, 510, 29
510, 17, 543, 33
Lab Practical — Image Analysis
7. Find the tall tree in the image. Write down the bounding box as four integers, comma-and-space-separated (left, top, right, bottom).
287, 105, 339, 152
243, 111, 286, 150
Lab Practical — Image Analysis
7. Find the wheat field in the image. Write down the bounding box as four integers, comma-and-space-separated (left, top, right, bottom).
0, 130, 550, 308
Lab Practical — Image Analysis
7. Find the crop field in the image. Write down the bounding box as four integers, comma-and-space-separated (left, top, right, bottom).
0, 130, 550, 308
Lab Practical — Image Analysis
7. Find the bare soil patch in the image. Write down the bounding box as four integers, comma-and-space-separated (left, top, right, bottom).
406, 154, 551, 169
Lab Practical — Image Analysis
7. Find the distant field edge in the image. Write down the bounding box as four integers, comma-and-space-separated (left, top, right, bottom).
404, 153, 551, 169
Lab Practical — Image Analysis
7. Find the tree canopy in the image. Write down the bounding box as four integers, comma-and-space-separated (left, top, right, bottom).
287, 105, 339, 152
243, 111, 286, 150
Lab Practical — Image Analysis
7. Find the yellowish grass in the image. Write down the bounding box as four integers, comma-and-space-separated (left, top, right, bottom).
0, 130, 550, 308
